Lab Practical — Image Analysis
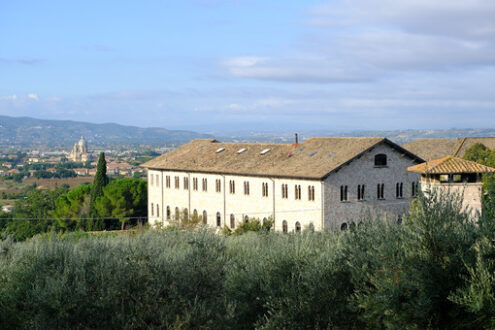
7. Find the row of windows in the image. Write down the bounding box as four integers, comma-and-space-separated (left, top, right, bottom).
156, 205, 271, 230
155, 174, 317, 201
339, 182, 418, 201
153, 205, 303, 233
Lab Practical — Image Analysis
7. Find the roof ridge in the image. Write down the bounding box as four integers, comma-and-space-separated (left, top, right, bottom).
453, 137, 467, 157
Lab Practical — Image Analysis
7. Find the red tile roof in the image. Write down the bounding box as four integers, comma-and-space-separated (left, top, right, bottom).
408, 156, 495, 174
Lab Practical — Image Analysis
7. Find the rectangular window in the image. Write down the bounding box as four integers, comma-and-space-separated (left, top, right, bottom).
357, 184, 365, 201
295, 185, 301, 200
175, 176, 179, 189
262, 182, 269, 197
308, 185, 315, 201
412, 181, 418, 197
244, 181, 250, 195
377, 184, 385, 199
216, 179, 221, 193
396, 182, 403, 198
157, 204, 160, 217
151, 203, 154, 216
156, 174, 159, 187
193, 178, 198, 191
150, 173, 154, 186
340, 185, 348, 201
229, 180, 235, 194
282, 184, 288, 199
184, 177, 189, 190
202, 178, 208, 191
166, 176, 171, 188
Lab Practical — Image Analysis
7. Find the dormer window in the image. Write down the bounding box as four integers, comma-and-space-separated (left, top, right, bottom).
374, 154, 387, 167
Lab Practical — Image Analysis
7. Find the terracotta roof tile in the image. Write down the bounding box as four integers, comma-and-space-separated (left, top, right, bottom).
408, 156, 495, 174
142, 137, 421, 180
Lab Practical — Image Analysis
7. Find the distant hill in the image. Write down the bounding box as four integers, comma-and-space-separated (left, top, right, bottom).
217, 128, 495, 145
0, 115, 213, 148
336, 128, 495, 145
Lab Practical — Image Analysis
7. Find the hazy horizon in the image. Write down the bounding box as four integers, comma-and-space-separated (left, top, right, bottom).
1, 1, 494, 132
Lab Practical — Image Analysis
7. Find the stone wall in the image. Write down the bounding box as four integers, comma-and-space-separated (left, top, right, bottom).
324, 143, 421, 229
421, 181, 483, 219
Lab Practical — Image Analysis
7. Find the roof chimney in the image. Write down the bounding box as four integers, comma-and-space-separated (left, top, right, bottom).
295, 133, 299, 145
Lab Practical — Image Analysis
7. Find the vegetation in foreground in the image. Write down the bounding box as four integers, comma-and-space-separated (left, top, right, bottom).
0, 153, 147, 241
1, 190, 495, 329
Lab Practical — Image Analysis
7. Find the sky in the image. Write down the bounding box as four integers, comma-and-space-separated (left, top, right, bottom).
1, 0, 495, 132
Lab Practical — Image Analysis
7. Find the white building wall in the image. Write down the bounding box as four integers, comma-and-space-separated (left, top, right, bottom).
323, 143, 421, 229
147, 169, 163, 227
147, 170, 323, 232
273, 178, 323, 232
189, 172, 224, 227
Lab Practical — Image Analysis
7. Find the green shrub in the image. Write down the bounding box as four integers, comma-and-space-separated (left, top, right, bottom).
0, 191, 494, 328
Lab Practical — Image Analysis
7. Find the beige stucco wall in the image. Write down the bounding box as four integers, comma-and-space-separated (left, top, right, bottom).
147, 170, 323, 232
323, 143, 421, 229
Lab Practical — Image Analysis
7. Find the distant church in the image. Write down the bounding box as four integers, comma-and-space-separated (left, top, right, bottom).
68, 136, 93, 162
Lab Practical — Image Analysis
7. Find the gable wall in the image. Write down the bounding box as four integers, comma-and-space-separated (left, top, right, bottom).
323, 143, 421, 229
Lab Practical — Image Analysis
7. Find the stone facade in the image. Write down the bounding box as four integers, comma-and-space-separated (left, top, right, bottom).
421, 181, 483, 219
147, 143, 420, 232
324, 143, 420, 229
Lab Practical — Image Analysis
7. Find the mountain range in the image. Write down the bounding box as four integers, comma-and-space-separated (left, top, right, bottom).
1, 114, 494, 149
0, 115, 213, 148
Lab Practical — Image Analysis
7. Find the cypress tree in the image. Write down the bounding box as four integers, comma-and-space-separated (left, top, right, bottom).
89, 152, 108, 230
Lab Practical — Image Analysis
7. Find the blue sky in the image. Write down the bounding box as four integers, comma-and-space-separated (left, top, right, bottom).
1, 0, 495, 132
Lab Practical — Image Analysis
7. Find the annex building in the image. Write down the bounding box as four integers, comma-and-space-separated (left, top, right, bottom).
142, 137, 424, 232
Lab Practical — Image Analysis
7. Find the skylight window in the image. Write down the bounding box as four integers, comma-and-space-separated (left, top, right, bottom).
237, 148, 247, 154
260, 148, 271, 155
298, 147, 305, 152
199, 146, 205, 150
328, 152, 336, 158
308, 152, 317, 157
216, 147, 225, 153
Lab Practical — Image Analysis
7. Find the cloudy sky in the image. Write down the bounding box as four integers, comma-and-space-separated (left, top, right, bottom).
1, 0, 494, 132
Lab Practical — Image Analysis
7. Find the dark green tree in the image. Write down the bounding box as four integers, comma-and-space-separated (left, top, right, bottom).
464, 143, 495, 167
88, 152, 108, 230
53, 184, 92, 230
95, 178, 147, 230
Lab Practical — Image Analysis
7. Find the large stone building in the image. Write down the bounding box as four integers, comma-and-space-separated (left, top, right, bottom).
68, 136, 92, 162
143, 137, 423, 232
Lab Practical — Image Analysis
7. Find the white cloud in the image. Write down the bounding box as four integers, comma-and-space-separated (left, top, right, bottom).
223, 0, 495, 83
28, 93, 39, 101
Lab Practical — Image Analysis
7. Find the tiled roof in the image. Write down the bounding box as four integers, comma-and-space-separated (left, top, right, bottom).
142, 137, 423, 180
403, 137, 495, 161
408, 156, 495, 174
402, 138, 461, 161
